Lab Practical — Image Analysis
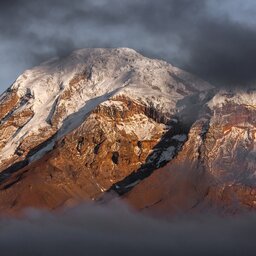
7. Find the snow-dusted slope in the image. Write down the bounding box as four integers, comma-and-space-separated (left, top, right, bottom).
0, 48, 212, 169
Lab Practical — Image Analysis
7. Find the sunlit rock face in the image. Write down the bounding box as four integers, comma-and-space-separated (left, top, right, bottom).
125, 90, 256, 215
0, 48, 255, 215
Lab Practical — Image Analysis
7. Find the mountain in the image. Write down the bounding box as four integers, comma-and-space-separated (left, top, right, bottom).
0, 48, 255, 215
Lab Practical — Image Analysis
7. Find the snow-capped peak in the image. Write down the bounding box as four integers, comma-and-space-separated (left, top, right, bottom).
0, 48, 212, 165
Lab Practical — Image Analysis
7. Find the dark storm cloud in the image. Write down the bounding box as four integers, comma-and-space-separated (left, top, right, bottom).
1, 0, 256, 90
0, 202, 256, 256
181, 15, 256, 87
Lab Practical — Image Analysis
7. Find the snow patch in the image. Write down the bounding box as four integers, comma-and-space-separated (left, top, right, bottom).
158, 146, 176, 164
172, 134, 187, 142
208, 90, 256, 109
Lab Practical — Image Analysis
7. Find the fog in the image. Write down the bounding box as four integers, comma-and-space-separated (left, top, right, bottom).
0, 202, 255, 256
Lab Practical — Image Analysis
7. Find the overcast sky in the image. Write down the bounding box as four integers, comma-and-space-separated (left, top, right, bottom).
1, 0, 256, 92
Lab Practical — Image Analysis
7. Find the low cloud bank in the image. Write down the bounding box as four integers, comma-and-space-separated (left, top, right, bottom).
0, 201, 255, 256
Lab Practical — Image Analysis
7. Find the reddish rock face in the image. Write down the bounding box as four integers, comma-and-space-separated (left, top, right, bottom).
0, 89, 20, 120
0, 48, 255, 216
123, 163, 211, 216
124, 97, 256, 215
0, 97, 168, 213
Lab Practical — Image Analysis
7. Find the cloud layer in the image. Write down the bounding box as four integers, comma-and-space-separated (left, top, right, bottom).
1, 0, 256, 91
0, 202, 255, 256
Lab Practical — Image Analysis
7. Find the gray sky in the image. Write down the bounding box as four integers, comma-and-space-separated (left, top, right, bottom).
1, 0, 256, 92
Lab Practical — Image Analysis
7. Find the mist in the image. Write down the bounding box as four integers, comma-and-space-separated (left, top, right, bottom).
0, 201, 254, 256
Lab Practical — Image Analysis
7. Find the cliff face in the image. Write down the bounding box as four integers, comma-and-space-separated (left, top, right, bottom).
125, 90, 256, 215
0, 48, 255, 215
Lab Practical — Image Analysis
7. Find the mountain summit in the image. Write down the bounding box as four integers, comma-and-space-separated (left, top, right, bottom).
0, 48, 255, 214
